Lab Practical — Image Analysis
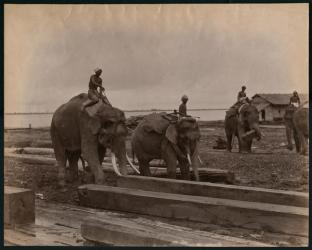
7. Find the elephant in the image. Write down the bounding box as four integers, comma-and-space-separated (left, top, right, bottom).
131, 113, 201, 181
293, 104, 309, 155
50, 93, 139, 187
284, 104, 300, 152
224, 103, 261, 152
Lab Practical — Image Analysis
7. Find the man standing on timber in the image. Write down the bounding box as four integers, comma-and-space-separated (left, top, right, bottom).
179, 95, 189, 118
81, 68, 111, 110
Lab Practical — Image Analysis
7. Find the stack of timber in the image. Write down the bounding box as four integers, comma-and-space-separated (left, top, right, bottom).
4, 200, 273, 247
78, 175, 308, 246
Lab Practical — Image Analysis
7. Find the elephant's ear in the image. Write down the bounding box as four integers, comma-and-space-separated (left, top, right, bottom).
88, 117, 101, 135
165, 124, 178, 145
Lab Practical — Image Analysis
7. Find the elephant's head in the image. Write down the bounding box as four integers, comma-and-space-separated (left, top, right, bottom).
87, 104, 129, 175
165, 117, 201, 181
238, 104, 261, 140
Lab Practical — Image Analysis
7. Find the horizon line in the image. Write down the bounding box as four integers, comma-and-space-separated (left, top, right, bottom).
4, 108, 228, 115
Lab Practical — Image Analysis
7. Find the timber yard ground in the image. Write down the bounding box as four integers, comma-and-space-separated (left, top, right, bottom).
4, 120, 309, 192
3, 120, 309, 246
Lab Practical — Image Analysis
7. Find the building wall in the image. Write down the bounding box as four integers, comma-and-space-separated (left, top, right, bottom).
252, 96, 287, 121
259, 106, 286, 121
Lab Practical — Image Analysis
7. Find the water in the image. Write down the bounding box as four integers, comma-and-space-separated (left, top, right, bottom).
4, 109, 226, 128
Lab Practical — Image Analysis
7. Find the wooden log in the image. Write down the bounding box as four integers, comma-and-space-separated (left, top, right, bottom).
4, 153, 56, 166
4, 186, 35, 225
116, 175, 308, 207
14, 147, 54, 156
81, 218, 271, 247
102, 164, 234, 183
78, 184, 308, 236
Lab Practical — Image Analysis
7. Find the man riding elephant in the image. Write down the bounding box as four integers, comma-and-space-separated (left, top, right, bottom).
81, 68, 111, 111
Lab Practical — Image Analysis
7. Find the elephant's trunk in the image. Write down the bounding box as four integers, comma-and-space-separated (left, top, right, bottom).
186, 143, 200, 182
251, 123, 261, 140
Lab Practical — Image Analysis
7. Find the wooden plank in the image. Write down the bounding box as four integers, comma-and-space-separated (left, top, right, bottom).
81, 219, 271, 246
38, 201, 308, 247
35, 200, 272, 247
78, 184, 308, 236
4, 186, 35, 225
117, 175, 308, 207
4, 229, 63, 246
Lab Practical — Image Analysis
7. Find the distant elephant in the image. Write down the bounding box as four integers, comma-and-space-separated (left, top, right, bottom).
293, 105, 309, 155
131, 113, 201, 181
284, 104, 300, 152
50, 93, 138, 187
225, 103, 261, 152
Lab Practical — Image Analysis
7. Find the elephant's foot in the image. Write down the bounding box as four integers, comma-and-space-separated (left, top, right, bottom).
120, 167, 128, 175
300, 149, 308, 156
94, 169, 104, 184
287, 145, 293, 151
57, 180, 68, 192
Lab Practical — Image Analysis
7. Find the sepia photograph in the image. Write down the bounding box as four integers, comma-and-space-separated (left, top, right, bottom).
3, 3, 309, 246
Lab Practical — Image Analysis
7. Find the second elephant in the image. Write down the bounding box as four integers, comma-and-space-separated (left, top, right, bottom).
293, 104, 309, 155
225, 103, 262, 152
131, 113, 201, 181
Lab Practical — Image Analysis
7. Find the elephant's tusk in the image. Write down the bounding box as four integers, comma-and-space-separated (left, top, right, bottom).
197, 155, 203, 165
187, 153, 192, 166
111, 153, 122, 176
126, 153, 140, 174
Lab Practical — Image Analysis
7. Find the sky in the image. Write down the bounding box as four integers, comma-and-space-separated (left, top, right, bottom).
4, 4, 309, 112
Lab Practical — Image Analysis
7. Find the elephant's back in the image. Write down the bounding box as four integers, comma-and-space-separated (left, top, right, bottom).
131, 113, 169, 155
51, 93, 87, 149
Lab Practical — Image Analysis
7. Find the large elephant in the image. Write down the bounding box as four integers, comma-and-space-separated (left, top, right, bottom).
50, 93, 136, 187
284, 104, 300, 152
225, 103, 261, 152
293, 104, 309, 155
131, 113, 201, 181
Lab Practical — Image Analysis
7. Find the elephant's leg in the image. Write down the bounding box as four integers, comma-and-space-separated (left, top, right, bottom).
163, 146, 178, 179
246, 139, 252, 152
56, 154, 67, 187
52, 134, 67, 187
178, 157, 190, 180
293, 128, 301, 153
67, 151, 80, 182
138, 159, 152, 176
285, 122, 293, 150
237, 134, 243, 153
226, 132, 233, 152
98, 146, 106, 165
299, 133, 308, 155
